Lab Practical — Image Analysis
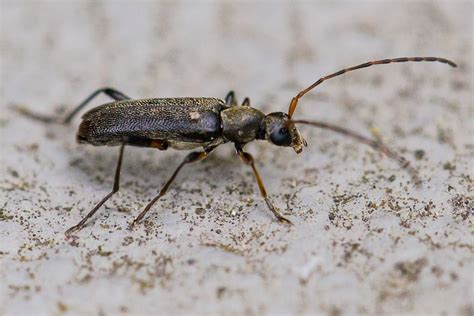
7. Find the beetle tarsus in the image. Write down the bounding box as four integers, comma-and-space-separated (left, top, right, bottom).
65, 225, 81, 236
265, 197, 293, 225
14, 104, 64, 124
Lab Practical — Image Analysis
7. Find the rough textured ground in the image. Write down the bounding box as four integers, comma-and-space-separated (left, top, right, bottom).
0, 1, 472, 315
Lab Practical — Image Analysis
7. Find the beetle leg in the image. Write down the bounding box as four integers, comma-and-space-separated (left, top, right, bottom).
131, 147, 215, 227
62, 87, 131, 124
235, 145, 292, 225
16, 87, 130, 124
65, 143, 126, 236
225, 91, 237, 107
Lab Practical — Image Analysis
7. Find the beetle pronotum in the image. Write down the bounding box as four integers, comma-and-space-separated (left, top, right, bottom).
18, 56, 457, 235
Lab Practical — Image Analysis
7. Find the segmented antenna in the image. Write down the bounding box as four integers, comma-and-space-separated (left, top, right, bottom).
288, 56, 457, 117
292, 119, 422, 186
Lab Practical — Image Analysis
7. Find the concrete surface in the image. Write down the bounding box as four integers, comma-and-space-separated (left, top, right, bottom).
0, 1, 472, 315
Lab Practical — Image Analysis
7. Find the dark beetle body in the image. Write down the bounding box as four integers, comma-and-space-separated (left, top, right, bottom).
78, 98, 226, 150
76, 97, 282, 151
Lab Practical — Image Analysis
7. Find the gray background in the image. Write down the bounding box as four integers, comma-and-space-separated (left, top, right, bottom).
1, 1, 472, 315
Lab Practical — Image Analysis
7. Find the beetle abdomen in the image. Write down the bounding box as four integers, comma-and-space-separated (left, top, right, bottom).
77, 98, 225, 147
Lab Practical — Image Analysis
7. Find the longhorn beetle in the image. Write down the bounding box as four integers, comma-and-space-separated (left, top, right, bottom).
18, 56, 457, 235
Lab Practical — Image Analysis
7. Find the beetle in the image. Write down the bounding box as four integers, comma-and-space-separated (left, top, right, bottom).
18, 56, 457, 235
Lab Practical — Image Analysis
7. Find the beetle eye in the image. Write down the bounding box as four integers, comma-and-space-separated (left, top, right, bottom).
270, 126, 292, 146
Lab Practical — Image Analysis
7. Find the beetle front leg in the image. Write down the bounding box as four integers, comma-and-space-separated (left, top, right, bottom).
131, 148, 215, 227
65, 143, 126, 236
235, 145, 292, 225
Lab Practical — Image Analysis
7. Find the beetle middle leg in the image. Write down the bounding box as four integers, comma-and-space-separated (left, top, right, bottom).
65, 143, 126, 235
131, 147, 215, 227
235, 144, 292, 224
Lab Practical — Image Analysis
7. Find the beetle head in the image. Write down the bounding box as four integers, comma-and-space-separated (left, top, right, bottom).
263, 112, 307, 153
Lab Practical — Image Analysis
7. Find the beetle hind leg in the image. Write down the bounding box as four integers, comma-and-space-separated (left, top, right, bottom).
16, 87, 131, 125
62, 87, 131, 124
65, 143, 126, 236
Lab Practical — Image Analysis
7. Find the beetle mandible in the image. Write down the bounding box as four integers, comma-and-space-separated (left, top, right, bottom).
18, 56, 457, 235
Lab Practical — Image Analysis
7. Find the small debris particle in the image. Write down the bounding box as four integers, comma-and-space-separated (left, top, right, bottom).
57, 302, 68, 313
0, 209, 13, 221
342, 219, 353, 229
443, 162, 456, 171
195, 207, 205, 215
388, 175, 396, 182
437, 126, 454, 145
367, 201, 378, 209
119, 306, 129, 313
394, 258, 428, 282
328, 306, 342, 316
8, 168, 19, 178
97, 245, 112, 257
450, 272, 459, 281
216, 286, 226, 299
414, 149, 425, 160
431, 266, 443, 277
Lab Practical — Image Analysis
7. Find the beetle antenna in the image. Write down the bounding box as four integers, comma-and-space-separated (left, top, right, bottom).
292, 119, 422, 186
288, 56, 457, 117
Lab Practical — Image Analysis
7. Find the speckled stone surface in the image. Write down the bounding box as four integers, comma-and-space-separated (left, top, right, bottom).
1, 1, 472, 315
